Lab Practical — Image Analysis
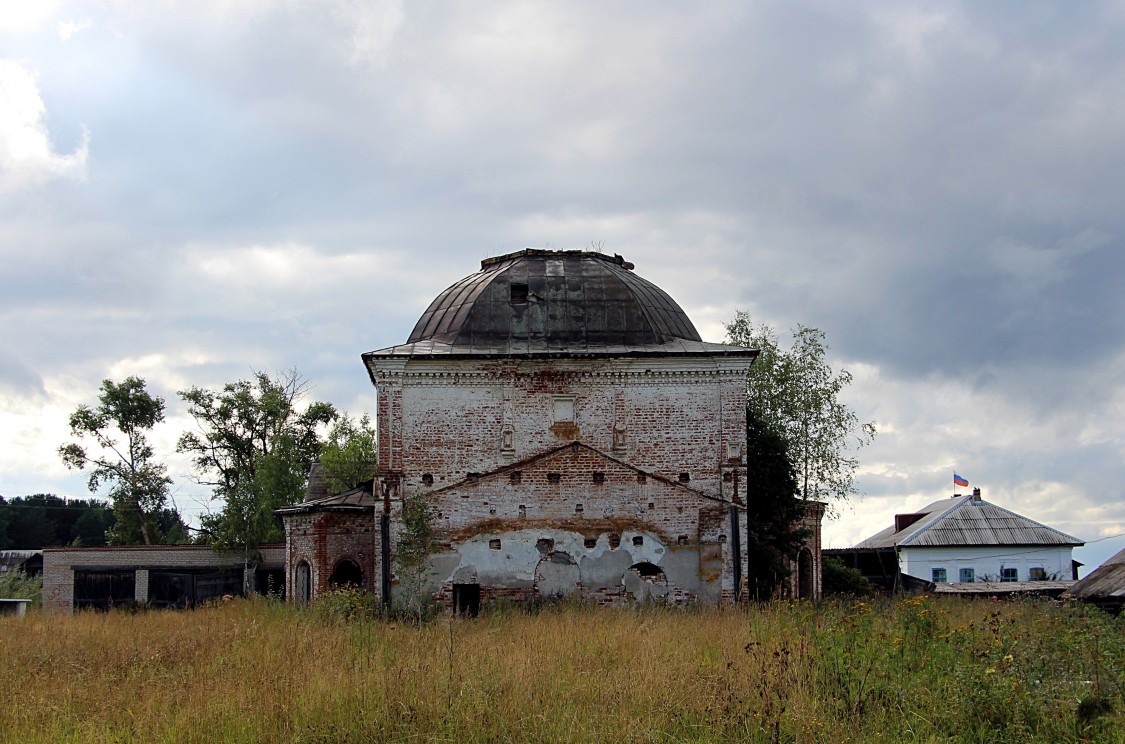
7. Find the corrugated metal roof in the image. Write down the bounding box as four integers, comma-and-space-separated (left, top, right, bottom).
276, 481, 376, 515
1064, 547, 1125, 600
855, 495, 1082, 549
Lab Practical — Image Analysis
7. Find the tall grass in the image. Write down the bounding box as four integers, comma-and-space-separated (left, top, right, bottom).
0, 595, 1121, 742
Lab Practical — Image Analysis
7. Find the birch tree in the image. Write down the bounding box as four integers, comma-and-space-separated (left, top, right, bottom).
725, 311, 876, 507
59, 377, 173, 545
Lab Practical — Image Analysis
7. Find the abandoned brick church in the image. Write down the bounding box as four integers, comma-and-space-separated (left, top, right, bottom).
279, 249, 823, 612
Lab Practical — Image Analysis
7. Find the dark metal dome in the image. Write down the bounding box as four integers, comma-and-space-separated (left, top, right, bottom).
406, 249, 703, 351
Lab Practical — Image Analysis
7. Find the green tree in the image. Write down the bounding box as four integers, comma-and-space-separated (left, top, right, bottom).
0, 569, 42, 604
725, 312, 876, 507
821, 555, 872, 596
58, 377, 173, 545
320, 413, 378, 493
744, 409, 807, 600
395, 492, 437, 622
178, 370, 336, 553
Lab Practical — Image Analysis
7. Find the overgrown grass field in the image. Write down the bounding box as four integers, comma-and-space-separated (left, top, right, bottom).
1, 596, 1122, 742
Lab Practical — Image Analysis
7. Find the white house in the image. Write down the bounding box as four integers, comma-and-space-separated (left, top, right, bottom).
853, 489, 1082, 586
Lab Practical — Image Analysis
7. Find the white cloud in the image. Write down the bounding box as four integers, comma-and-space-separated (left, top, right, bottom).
0, 0, 60, 34
57, 18, 92, 41
0, 60, 88, 189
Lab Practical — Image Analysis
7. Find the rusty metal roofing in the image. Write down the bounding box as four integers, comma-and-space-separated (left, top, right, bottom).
855, 495, 1082, 549
1063, 547, 1125, 600
276, 480, 376, 515
380, 249, 748, 358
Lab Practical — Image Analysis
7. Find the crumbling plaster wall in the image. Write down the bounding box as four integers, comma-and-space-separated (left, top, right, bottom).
369, 354, 755, 609
392, 443, 738, 607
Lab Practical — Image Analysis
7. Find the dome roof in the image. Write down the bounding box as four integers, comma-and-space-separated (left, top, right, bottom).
407, 249, 702, 350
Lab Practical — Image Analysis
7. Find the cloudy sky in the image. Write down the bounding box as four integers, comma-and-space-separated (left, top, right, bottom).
3, 1, 1123, 573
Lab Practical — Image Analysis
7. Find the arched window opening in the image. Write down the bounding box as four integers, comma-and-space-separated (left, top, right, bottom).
797, 549, 814, 600
296, 561, 311, 604
328, 558, 363, 588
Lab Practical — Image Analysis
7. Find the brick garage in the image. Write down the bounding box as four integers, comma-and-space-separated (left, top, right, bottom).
41, 544, 284, 613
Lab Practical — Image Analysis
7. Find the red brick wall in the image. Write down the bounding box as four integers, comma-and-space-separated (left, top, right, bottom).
284, 512, 377, 601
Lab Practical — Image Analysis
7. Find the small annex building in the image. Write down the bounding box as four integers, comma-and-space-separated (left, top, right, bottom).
830, 488, 1082, 594
280, 249, 824, 612
41, 545, 285, 612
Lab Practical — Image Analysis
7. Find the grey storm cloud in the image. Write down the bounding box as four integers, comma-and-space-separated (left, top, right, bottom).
1, 0, 1123, 568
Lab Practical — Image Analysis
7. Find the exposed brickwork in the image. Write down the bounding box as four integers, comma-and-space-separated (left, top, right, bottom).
283, 512, 377, 602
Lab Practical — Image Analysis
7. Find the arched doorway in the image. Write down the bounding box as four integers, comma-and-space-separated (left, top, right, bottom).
623, 562, 669, 602
797, 549, 814, 600
295, 560, 311, 604
328, 558, 363, 588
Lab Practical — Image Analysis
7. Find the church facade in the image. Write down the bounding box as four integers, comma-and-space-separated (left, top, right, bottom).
280, 249, 822, 611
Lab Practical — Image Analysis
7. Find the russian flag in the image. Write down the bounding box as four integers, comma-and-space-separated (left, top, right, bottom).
954, 473, 969, 487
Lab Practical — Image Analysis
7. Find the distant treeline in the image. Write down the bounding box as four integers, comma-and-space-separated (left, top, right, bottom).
0, 494, 188, 550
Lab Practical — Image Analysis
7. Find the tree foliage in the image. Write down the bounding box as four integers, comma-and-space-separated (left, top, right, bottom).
0, 568, 42, 604
744, 409, 808, 600
178, 370, 336, 553
58, 377, 173, 545
0, 494, 115, 549
725, 311, 875, 506
821, 555, 873, 596
320, 413, 378, 494
394, 491, 437, 622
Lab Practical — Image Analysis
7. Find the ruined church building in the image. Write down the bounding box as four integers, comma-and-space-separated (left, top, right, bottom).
281, 249, 823, 612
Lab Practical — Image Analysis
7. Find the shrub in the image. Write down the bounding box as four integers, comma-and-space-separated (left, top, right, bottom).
822, 555, 872, 596
0, 569, 42, 605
